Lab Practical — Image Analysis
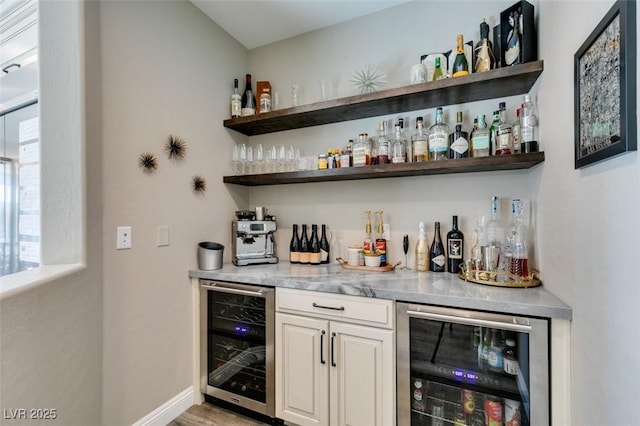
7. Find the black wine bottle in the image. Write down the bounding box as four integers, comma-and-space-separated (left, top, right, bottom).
241, 73, 256, 116
430, 221, 446, 272
289, 224, 300, 264
447, 216, 464, 273
310, 225, 321, 265
299, 224, 310, 264
320, 224, 330, 264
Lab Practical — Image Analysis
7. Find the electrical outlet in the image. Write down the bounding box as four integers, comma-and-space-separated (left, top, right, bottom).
382, 223, 391, 240
116, 226, 132, 250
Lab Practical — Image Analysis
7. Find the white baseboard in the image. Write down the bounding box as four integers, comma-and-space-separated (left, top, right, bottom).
132, 386, 195, 426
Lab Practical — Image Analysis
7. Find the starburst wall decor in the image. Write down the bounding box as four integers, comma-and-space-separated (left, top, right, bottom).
138, 152, 158, 173
350, 65, 386, 94
164, 134, 187, 160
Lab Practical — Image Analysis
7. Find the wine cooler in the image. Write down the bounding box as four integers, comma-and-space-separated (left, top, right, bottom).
200, 280, 275, 417
397, 303, 549, 426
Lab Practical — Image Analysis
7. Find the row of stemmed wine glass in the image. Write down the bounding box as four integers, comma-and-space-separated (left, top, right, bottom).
231, 144, 301, 175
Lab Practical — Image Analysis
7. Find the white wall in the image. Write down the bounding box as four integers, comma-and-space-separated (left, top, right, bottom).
247, 0, 640, 424
97, 0, 247, 424
0, 1, 103, 425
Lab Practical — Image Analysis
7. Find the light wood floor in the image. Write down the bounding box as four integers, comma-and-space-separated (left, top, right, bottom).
168, 402, 271, 426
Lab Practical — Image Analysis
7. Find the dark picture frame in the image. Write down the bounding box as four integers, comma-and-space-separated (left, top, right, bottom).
574, 0, 637, 169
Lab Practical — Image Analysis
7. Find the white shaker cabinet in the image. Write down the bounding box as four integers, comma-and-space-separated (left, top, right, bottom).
275, 288, 396, 426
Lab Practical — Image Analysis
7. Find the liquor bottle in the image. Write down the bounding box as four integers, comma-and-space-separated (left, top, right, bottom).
353, 134, 367, 167
375, 211, 387, 266
486, 196, 505, 250
289, 224, 300, 264
508, 199, 530, 280
521, 94, 539, 153
376, 121, 390, 164
391, 121, 406, 163
471, 114, 490, 157
241, 73, 256, 116
320, 224, 330, 264
432, 56, 445, 81
310, 225, 321, 265
478, 327, 490, 370
448, 111, 469, 159
401, 118, 413, 163
430, 221, 445, 272
474, 19, 496, 72
488, 109, 500, 156
412, 117, 429, 162
487, 328, 504, 373
452, 34, 469, 78
495, 102, 513, 156
231, 78, 241, 118
428, 107, 449, 161
299, 224, 310, 264
363, 211, 373, 255
505, 11, 522, 66
415, 222, 428, 271
512, 106, 522, 154
447, 216, 464, 274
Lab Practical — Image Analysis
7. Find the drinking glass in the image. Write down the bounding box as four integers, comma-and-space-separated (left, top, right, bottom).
238, 143, 247, 175
399, 234, 411, 270
246, 146, 254, 174
269, 146, 278, 173
231, 144, 240, 175
277, 144, 287, 172
254, 144, 264, 174
286, 146, 296, 171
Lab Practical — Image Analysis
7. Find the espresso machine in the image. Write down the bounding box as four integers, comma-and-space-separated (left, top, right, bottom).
232, 209, 278, 266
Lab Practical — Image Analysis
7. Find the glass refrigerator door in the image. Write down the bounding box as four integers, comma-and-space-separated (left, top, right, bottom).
207, 290, 267, 403
409, 317, 532, 426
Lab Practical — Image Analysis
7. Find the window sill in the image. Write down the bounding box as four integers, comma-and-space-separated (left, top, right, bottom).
0, 263, 86, 300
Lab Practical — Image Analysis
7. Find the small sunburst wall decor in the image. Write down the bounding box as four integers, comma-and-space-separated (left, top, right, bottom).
192, 175, 206, 194
350, 65, 386, 94
164, 134, 187, 160
138, 152, 158, 173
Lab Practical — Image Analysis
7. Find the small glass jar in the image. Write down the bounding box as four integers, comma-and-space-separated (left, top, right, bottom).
318, 154, 328, 170
259, 92, 271, 113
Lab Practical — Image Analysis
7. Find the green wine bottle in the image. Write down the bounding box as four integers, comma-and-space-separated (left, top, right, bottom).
432, 57, 445, 81
452, 34, 469, 78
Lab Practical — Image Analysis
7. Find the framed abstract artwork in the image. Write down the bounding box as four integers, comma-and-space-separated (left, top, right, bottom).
574, 0, 637, 168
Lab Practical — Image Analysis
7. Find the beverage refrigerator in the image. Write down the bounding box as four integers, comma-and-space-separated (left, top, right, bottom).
397, 303, 549, 426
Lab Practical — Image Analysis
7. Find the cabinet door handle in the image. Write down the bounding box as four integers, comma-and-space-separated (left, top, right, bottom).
313, 302, 345, 311
330, 332, 337, 367
320, 330, 326, 365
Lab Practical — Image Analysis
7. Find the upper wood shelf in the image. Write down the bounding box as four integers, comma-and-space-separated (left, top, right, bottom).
223, 61, 544, 136
223, 152, 545, 186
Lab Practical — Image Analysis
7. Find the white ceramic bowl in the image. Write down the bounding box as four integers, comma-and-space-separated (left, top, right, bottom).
364, 253, 381, 267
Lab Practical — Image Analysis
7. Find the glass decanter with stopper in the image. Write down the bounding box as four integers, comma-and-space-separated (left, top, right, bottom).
507, 199, 530, 281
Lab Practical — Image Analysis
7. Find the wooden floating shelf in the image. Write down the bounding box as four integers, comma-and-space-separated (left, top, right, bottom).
223, 61, 544, 136
223, 152, 545, 186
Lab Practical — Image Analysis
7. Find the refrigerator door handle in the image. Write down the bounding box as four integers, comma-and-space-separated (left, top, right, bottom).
406, 309, 532, 333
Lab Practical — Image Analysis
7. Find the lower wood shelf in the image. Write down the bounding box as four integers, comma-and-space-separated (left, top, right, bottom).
223, 152, 545, 186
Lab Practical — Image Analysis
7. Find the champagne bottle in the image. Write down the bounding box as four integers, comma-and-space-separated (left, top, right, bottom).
241, 73, 256, 116
452, 34, 469, 78
231, 78, 241, 118
299, 224, 310, 264
505, 11, 522, 66
448, 111, 469, 159
474, 19, 496, 73
310, 224, 321, 265
430, 221, 446, 272
447, 216, 464, 273
432, 56, 445, 81
289, 224, 300, 264
320, 224, 330, 264
415, 222, 428, 271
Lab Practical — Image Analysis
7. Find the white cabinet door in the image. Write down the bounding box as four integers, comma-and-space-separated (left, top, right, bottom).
329, 322, 396, 426
276, 312, 329, 426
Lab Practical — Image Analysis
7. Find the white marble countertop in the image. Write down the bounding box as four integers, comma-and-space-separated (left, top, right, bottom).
189, 261, 572, 320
